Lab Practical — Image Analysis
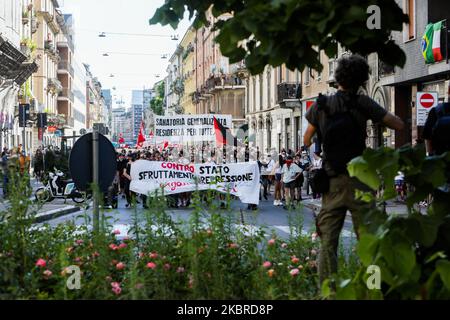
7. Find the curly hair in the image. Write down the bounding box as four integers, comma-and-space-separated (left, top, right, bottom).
334, 55, 369, 92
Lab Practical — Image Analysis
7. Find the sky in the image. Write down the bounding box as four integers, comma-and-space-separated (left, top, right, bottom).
59, 0, 190, 107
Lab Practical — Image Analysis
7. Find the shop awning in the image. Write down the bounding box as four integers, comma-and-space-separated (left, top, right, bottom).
0, 35, 38, 86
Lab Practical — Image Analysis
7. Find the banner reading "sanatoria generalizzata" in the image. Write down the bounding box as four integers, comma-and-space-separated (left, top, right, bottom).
154, 114, 232, 143
129, 160, 260, 205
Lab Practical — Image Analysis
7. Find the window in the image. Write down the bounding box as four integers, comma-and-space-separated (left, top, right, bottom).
259, 74, 263, 110
403, 0, 416, 41
252, 77, 256, 113
317, 52, 322, 80
304, 68, 310, 85
267, 68, 271, 106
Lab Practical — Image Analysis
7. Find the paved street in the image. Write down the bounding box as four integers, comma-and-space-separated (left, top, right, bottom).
42, 192, 358, 245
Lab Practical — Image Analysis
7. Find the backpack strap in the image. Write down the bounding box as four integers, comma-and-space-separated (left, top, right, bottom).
436, 103, 450, 118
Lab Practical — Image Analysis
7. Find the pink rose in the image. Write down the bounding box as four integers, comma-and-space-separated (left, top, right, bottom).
268, 239, 276, 246
92, 251, 100, 258
111, 282, 121, 295
229, 243, 239, 249
118, 243, 127, 249
281, 243, 288, 248
138, 252, 145, 259
149, 252, 158, 259
36, 259, 47, 268
43, 270, 52, 278
310, 249, 318, 256
291, 256, 300, 264
262, 261, 272, 268
109, 244, 118, 251
112, 230, 121, 235
163, 263, 171, 270
146, 262, 157, 270
75, 239, 83, 245
176, 267, 185, 273
290, 268, 300, 277
116, 262, 125, 270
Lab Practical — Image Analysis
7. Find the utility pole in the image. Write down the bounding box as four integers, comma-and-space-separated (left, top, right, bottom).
92, 129, 100, 232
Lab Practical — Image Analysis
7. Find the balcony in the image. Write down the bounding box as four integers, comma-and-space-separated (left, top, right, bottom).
58, 88, 74, 102
47, 78, 63, 95
58, 60, 74, 77
204, 74, 245, 93
57, 39, 75, 55
36, 8, 61, 34
277, 82, 301, 109
44, 40, 59, 60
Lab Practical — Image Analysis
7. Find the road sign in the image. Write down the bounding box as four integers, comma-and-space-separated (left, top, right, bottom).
80, 128, 87, 135
417, 92, 439, 126
69, 132, 116, 193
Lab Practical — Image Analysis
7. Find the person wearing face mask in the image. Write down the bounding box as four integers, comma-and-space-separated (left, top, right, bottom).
281, 155, 302, 210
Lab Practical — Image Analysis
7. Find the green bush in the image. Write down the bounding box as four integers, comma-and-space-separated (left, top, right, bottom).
0, 169, 341, 300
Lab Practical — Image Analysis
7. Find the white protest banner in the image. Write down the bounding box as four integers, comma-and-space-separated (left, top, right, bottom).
154, 114, 232, 143
130, 160, 260, 205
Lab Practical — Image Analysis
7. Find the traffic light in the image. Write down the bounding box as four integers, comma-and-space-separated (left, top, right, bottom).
37, 113, 47, 128
19, 104, 30, 127
93, 123, 109, 135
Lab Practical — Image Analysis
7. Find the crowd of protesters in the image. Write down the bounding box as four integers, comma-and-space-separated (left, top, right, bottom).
1, 145, 31, 198
113, 143, 323, 210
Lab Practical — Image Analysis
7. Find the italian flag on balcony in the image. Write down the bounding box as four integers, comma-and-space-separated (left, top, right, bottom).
422, 20, 445, 64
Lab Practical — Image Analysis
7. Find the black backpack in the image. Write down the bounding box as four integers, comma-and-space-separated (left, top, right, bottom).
317, 93, 367, 174
431, 103, 450, 155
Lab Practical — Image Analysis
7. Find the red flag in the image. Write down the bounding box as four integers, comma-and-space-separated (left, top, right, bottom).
136, 121, 146, 148
118, 133, 125, 144
213, 117, 243, 147
163, 141, 169, 150
213, 117, 227, 147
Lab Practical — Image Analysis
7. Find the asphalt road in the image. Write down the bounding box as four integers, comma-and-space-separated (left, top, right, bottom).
42, 191, 357, 246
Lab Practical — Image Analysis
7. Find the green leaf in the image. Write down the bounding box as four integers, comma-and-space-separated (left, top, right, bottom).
357, 233, 379, 266
321, 279, 331, 298
436, 260, 450, 290
348, 157, 381, 191
425, 251, 447, 264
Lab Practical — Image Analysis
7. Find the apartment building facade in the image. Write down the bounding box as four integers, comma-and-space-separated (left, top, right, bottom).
246, 48, 392, 154
84, 64, 105, 130
192, 11, 246, 131
0, 0, 38, 152
179, 26, 196, 115
380, 0, 450, 148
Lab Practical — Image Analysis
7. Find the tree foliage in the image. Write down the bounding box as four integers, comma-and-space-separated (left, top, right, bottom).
150, 0, 409, 75
150, 81, 166, 116
339, 146, 450, 299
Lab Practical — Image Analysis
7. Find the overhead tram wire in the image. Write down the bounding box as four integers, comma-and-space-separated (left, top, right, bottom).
78, 28, 179, 40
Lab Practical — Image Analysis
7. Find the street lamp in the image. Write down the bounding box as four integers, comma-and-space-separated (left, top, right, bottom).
98, 32, 106, 38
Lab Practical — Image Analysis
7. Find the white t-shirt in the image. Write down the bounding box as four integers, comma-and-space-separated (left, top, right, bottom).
282, 163, 302, 183
266, 159, 275, 173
